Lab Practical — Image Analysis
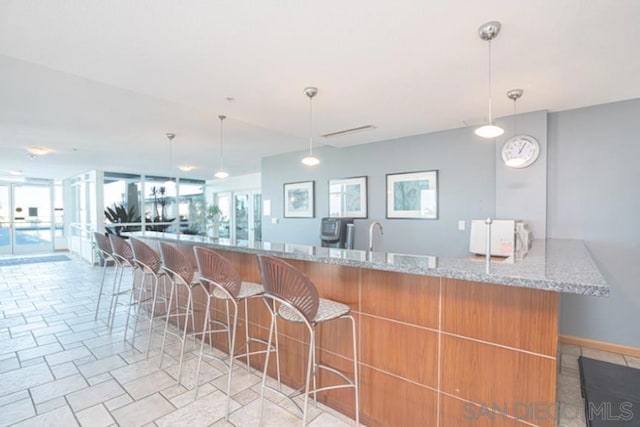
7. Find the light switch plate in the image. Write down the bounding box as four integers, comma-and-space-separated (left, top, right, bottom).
458, 220, 465, 231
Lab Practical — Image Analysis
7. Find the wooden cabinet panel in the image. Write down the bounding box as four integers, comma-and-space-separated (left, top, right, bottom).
315, 348, 359, 421
359, 365, 438, 427
441, 279, 558, 356
360, 270, 439, 328
440, 395, 541, 427
218, 250, 262, 283
302, 262, 360, 311
360, 314, 438, 388
440, 335, 556, 427
316, 312, 359, 363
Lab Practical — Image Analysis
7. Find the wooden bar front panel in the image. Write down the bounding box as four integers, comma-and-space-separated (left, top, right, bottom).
157, 245, 558, 427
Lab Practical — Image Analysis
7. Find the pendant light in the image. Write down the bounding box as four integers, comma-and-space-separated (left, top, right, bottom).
501, 88, 541, 169
507, 88, 523, 134
474, 21, 504, 139
214, 114, 229, 179
165, 132, 175, 186
301, 86, 320, 166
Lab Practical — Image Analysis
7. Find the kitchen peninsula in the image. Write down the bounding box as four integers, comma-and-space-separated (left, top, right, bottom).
130, 231, 608, 427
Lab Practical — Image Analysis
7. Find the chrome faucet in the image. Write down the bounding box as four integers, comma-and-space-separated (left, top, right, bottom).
368, 221, 383, 252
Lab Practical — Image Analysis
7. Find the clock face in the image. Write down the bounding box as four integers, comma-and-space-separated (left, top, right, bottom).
501, 135, 540, 168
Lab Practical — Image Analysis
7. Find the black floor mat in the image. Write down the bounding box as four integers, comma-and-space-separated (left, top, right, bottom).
578, 356, 640, 426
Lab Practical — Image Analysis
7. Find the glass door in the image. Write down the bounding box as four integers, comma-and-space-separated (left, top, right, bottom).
0, 185, 11, 255
12, 184, 54, 254
253, 193, 262, 242
234, 193, 250, 241
232, 191, 262, 242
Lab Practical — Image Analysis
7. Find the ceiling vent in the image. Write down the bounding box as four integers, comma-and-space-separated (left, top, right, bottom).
321, 125, 377, 138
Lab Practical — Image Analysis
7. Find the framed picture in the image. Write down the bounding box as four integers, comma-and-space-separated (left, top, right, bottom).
328, 176, 368, 218
386, 170, 438, 219
283, 181, 315, 218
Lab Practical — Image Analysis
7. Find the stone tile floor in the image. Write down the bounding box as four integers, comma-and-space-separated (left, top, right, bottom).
0, 257, 356, 427
1, 256, 638, 426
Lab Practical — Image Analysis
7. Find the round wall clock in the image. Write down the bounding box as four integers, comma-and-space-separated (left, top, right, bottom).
501, 135, 540, 168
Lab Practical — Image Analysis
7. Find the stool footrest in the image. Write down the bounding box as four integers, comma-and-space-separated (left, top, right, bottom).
315, 363, 355, 388
262, 362, 356, 417
233, 337, 277, 360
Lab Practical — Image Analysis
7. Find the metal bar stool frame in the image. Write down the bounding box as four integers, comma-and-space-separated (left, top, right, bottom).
107, 234, 137, 331
157, 241, 201, 384
257, 255, 359, 426
192, 246, 281, 421
125, 237, 170, 357
93, 232, 118, 321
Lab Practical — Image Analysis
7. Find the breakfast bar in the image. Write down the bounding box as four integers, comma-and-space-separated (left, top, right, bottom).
131, 231, 609, 427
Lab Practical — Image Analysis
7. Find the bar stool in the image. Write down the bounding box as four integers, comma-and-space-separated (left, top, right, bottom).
93, 232, 117, 321
257, 255, 359, 426
126, 238, 169, 357
193, 246, 280, 420
107, 234, 137, 331
158, 241, 201, 384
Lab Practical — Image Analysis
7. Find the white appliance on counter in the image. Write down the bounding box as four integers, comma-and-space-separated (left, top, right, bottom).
469, 220, 533, 261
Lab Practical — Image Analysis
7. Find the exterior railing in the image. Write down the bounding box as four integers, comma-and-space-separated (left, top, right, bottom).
68, 223, 95, 264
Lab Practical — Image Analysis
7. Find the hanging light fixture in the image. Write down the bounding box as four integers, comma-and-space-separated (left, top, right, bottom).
507, 89, 523, 133
501, 88, 541, 168
474, 21, 504, 139
165, 132, 176, 186
301, 86, 320, 166
214, 115, 229, 179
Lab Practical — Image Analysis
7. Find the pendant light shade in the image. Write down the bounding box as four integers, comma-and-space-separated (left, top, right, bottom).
301, 86, 320, 166
474, 124, 504, 139
301, 156, 320, 166
474, 21, 504, 139
215, 114, 229, 179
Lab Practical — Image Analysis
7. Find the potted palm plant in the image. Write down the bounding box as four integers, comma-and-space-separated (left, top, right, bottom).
104, 203, 141, 235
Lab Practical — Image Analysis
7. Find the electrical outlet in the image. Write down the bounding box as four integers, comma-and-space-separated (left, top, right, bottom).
458, 220, 465, 231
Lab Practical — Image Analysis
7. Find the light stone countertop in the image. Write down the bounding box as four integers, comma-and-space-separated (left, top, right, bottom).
128, 232, 609, 296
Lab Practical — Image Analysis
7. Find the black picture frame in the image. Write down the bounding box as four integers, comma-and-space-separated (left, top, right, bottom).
386, 170, 438, 219
328, 176, 368, 218
283, 181, 315, 218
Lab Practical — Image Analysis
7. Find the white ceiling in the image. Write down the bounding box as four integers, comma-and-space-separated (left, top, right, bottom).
1, 0, 639, 181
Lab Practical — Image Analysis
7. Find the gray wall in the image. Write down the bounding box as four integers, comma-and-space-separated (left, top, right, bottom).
262, 100, 640, 348
263, 111, 546, 257
495, 111, 548, 238
262, 125, 496, 256
548, 98, 640, 348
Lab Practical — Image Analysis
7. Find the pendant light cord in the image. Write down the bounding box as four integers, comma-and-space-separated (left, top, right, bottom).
220, 118, 224, 170
168, 138, 173, 184
308, 95, 314, 156
488, 40, 493, 124
513, 96, 518, 135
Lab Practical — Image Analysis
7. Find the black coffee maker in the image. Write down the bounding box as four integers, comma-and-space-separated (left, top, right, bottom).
320, 218, 354, 249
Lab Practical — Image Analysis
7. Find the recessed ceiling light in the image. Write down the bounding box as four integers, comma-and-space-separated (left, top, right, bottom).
8, 169, 24, 176
178, 165, 196, 172
27, 146, 53, 156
